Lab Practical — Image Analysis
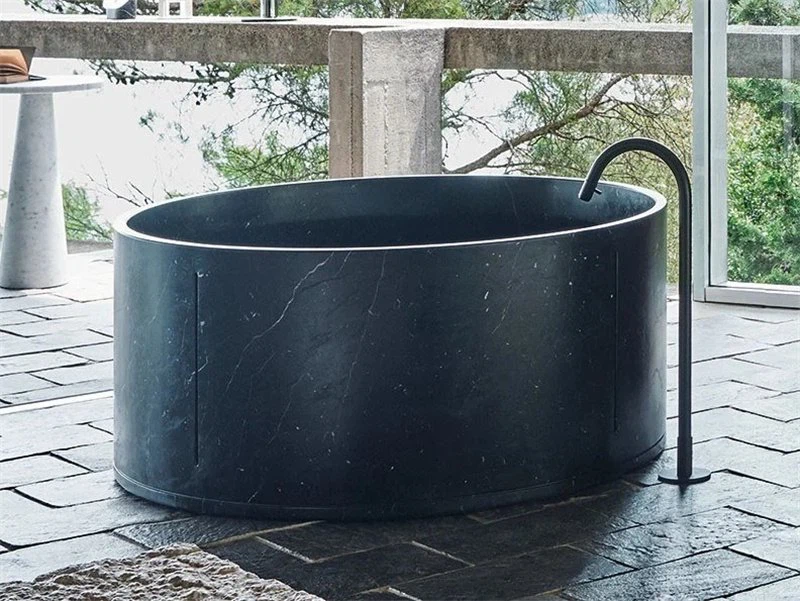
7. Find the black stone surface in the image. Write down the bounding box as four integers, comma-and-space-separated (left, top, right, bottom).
0, 424, 110, 461
115, 515, 300, 549
213, 538, 466, 601
586, 472, 784, 525
0, 490, 178, 547
0, 455, 86, 490
626, 438, 799, 488
53, 442, 114, 472
416, 503, 635, 564
732, 487, 800, 526
262, 516, 475, 561
114, 175, 667, 519
732, 527, 800, 570
562, 550, 794, 601
729, 576, 800, 601
396, 546, 627, 600
580, 507, 790, 568
666, 408, 800, 452
17, 470, 124, 506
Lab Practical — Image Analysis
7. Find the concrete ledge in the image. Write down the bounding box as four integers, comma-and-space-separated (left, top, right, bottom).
0, 15, 797, 77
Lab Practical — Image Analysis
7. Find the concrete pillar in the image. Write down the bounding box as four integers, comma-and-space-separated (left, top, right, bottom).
329, 27, 445, 178
0, 93, 68, 289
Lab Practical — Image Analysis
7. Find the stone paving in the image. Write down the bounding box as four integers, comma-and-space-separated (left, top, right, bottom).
0, 252, 798, 599
0, 251, 114, 406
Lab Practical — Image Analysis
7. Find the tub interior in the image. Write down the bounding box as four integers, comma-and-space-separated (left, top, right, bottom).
125, 176, 658, 248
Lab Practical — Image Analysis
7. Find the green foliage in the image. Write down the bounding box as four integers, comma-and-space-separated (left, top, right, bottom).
63, 183, 112, 242
202, 131, 328, 185
727, 115, 800, 284
726, 0, 800, 285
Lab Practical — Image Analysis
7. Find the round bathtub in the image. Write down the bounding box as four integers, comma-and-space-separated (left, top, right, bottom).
113, 175, 667, 520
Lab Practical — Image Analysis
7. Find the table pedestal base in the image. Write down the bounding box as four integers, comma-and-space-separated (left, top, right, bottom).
1, 93, 68, 289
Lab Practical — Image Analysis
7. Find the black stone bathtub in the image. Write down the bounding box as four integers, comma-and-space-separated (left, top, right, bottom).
113, 175, 667, 520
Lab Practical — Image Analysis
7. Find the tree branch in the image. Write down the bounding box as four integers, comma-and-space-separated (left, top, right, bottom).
445, 73, 629, 174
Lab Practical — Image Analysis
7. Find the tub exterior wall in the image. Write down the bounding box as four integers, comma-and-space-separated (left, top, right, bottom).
113, 205, 666, 519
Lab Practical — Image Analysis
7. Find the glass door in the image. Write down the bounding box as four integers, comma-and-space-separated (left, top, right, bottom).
693, 0, 800, 308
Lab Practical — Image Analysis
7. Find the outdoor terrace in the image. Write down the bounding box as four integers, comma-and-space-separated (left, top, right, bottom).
0, 250, 797, 599
0, 13, 799, 601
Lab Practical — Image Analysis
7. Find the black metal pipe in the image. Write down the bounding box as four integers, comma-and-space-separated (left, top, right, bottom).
580, 137, 710, 485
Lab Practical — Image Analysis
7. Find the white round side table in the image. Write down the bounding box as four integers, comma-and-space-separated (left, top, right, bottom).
0, 75, 103, 289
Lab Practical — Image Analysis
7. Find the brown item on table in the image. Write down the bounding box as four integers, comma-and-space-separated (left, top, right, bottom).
0, 47, 41, 84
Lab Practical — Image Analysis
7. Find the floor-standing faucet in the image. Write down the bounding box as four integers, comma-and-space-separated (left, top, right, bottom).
580, 138, 711, 485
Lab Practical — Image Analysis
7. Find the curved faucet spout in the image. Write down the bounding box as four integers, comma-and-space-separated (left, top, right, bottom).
580, 137, 710, 486
578, 137, 690, 203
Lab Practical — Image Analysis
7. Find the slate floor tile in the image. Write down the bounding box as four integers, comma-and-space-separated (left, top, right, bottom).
0, 317, 110, 338
0, 490, 179, 546
0, 330, 111, 359
580, 507, 790, 569
733, 390, 800, 422
466, 483, 625, 524
666, 408, 800, 452
0, 455, 87, 490
0, 311, 43, 327
562, 550, 794, 601
0, 533, 142, 583
211, 537, 307, 576
2, 379, 114, 405
214, 537, 464, 601
284, 543, 467, 601
668, 357, 800, 394
65, 343, 114, 362
732, 487, 800, 526
0, 289, 41, 300
17, 469, 124, 506
732, 527, 800, 570
626, 437, 800, 488
116, 515, 300, 549
34, 362, 113, 386
90, 418, 113, 434
53, 441, 114, 472
91, 325, 114, 337
416, 503, 635, 565
666, 381, 780, 418
396, 546, 627, 601
24, 299, 112, 321
263, 516, 476, 561
0, 351, 88, 377
739, 342, 800, 372
0, 397, 113, 430
667, 334, 770, 367
587, 472, 784, 525
693, 315, 800, 346
729, 576, 800, 600
0, 373, 53, 397
0, 294, 72, 314
0, 423, 111, 461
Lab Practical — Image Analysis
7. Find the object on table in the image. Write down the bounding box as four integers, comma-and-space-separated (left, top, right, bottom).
0, 47, 44, 84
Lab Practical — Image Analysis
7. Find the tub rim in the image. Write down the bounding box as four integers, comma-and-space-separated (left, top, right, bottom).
113, 174, 667, 253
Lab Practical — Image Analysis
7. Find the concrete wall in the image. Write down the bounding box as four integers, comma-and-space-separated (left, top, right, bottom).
0, 16, 797, 176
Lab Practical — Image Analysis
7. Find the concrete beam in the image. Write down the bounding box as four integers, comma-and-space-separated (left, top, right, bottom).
0, 16, 797, 78
329, 27, 445, 177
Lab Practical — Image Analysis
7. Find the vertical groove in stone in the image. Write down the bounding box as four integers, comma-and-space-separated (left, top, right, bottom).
194, 271, 201, 467
613, 250, 619, 432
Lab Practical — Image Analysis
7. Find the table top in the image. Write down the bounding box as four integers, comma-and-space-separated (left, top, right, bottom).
0, 75, 103, 95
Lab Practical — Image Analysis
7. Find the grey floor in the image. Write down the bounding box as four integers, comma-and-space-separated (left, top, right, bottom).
0, 252, 798, 600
